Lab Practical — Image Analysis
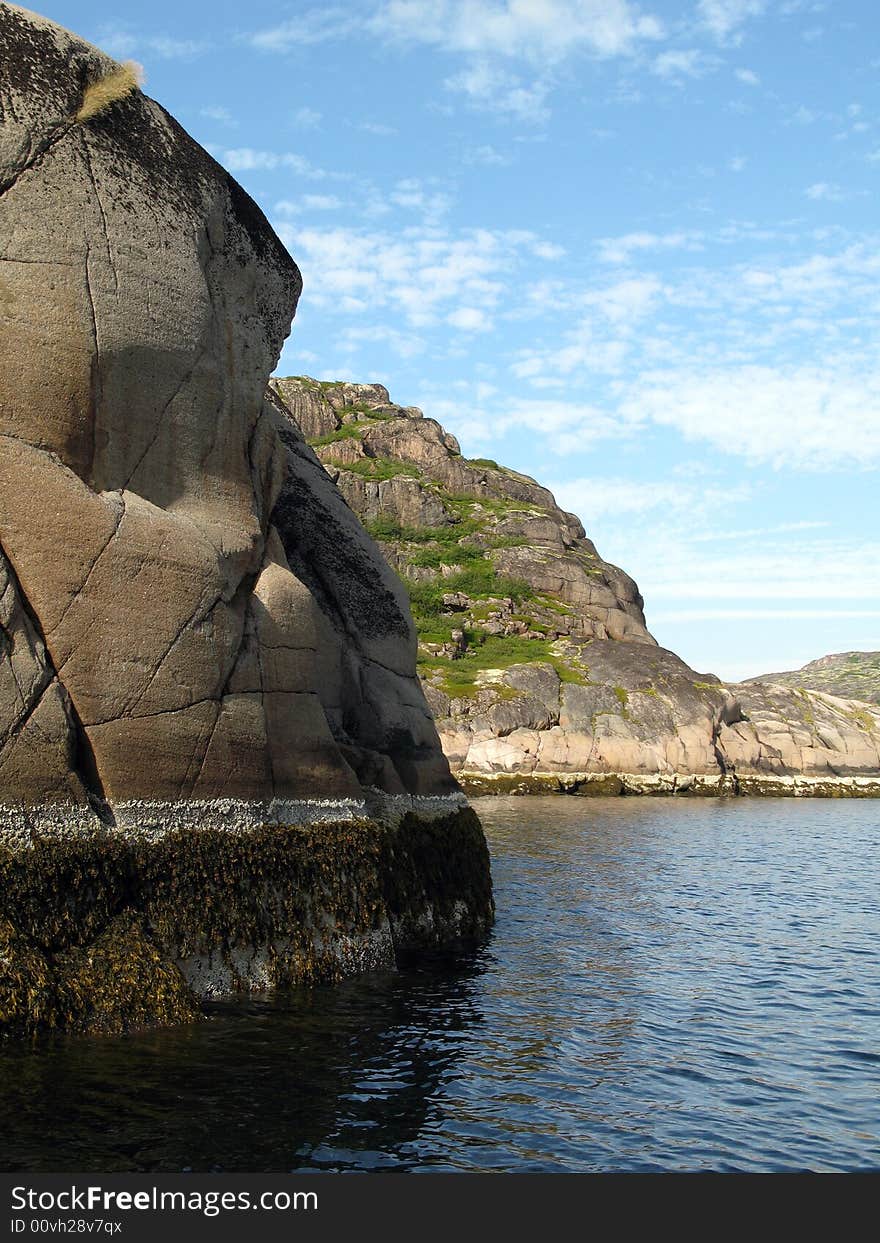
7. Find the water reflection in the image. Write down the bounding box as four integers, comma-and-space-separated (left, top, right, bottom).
0, 957, 488, 1172
1, 796, 878, 1172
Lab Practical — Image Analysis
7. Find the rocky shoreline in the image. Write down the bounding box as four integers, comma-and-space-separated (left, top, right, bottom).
458, 772, 880, 797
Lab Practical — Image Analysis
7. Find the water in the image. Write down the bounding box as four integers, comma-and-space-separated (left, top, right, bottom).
1, 796, 878, 1173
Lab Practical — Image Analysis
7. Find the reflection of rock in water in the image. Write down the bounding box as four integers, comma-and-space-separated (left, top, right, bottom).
0, 957, 488, 1172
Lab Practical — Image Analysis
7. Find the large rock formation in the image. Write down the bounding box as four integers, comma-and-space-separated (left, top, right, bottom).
0, 7, 492, 1037
743, 651, 880, 706
271, 376, 880, 798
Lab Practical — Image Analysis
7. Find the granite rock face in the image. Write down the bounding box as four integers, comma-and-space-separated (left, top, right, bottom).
0, 7, 456, 813
0, 8, 492, 1035
273, 377, 880, 798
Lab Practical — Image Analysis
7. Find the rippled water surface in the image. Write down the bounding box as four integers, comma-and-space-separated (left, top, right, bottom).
2, 796, 878, 1172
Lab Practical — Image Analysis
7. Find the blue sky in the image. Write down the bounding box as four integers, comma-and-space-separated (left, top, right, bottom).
45, 0, 880, 680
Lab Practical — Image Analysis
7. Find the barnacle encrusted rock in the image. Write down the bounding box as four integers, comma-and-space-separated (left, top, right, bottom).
0, 6, 492, 1035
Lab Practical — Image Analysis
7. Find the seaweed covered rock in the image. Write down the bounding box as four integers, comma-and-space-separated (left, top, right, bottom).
0, 6, 492, 1036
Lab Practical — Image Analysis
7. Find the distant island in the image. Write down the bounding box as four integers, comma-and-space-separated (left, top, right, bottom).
743, 652, 880, 706
271, 376, 880, 798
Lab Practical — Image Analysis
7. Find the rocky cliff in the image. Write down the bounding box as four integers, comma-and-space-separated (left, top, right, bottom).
270, 376, 880, 798
742, 651, 880, 706
0, 7, 492, 1037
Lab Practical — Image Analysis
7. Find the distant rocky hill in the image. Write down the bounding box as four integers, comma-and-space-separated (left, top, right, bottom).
271, 377, 880, 796
743, 652, 880, 706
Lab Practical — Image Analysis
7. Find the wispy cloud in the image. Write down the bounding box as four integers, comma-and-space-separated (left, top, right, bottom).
220, 148, 343, 180
275, 195, 343, 213
370, 0, 665, 62
95, 24, 211, 59
734, 66, 760, 85
596, 230, 702, 265
276, 222, 535, 327
247, 9, 362, 50
292, 107, 322, 129
619, 364, 880, 470
200, 105, 236, 126
464, 144, 513, 166
444, 60, 551, 122
448, 306, 494, 332
805, 181, 846, 201
652, 49, 717, 80
653, 609, 880, 623
358, 120, 399, 136
696, 0, 766, 45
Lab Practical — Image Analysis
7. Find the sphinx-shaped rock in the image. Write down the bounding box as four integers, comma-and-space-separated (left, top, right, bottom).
0, 6, 492, 1035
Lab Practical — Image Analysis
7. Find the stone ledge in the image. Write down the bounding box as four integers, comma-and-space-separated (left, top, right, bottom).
457, 771, 880, 798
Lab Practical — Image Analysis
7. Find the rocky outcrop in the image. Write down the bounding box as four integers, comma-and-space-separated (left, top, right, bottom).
435, 643, 880, 797
742, 651, 880, 706
269, 376, 654, 646
0, 8, 491, 1037
271, 377, 880, 798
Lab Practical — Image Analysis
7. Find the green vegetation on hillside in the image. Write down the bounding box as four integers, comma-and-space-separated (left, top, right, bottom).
308, 404, 596, 697
322, 457, 421, 481
420, 634, 590, 697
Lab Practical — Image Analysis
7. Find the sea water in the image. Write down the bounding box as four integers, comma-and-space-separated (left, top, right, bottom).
1, 796, 877, 1172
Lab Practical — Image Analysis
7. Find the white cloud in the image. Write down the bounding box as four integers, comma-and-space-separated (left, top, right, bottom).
652, 609, 880, 622
95, 24, 211, 59
652, 49, 716, 80
445, 60, 551, 122
277, 223, 541, 328
805, 181, 845, 202
618, 365, 880, 469
464, 144, 512, 166
221, 149, 339, 180
275, 195, 343, 213
448, 307, 493, 332
390, 179, 453, 221
248, 9, 362, 50
371, 0, 664, 62
200, 106, 236, 126
546, 477, 726, 519
358, 120, 399, 136
728, 154, 747, 171
734, 66, 760, 85
292, 107, 322, 129
584, 275, 663, 323
339, 324, 427, 358
597, 230, 701, 265
696, 0, 766, 43
641, 540, 880, 601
